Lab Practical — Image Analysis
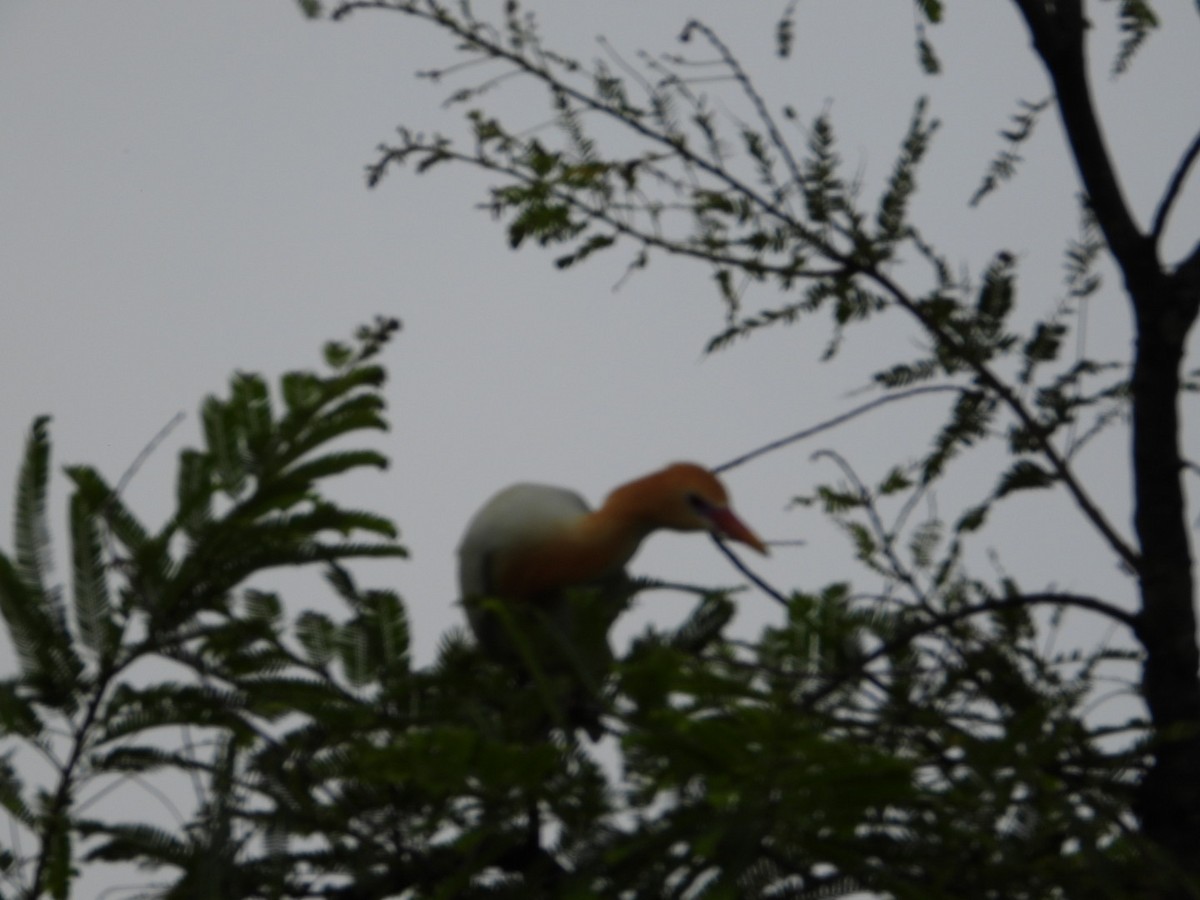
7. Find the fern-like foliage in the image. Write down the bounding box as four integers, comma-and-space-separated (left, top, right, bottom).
971, 97, 1052, 207
0, 318, 405, 900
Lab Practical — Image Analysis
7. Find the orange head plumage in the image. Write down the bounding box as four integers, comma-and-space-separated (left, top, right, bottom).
599, 463, 768, 554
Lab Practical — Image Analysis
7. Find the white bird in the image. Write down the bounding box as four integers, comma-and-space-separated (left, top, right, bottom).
458, 461, 766, 644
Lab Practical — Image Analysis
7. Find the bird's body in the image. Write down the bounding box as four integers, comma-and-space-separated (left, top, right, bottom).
457, 482, 643, 607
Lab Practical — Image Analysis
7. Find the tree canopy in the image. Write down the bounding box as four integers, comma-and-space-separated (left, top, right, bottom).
2, 1, 1199, 898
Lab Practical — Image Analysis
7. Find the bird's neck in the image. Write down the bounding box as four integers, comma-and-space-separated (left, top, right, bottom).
573, 504, 654, 571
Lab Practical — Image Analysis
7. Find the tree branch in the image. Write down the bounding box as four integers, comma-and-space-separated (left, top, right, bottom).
714, 386, 967, 473
710, 536, 789, 607
1011, 0, 1157, 286
865, 265, 1142, 572
1152, 127, 1200, 247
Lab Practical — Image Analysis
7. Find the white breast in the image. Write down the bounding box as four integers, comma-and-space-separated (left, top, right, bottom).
456, 482, 591, 598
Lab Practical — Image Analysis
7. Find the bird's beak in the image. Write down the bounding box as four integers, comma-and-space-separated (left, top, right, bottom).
707, 507, 769, 555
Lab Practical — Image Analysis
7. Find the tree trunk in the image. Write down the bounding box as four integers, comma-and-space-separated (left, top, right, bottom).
1012, 1, 1200, 889
1131, 281, 1200, 889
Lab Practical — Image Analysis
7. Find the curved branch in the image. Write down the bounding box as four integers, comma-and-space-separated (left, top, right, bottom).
1011, 0, 1156, 285
709, 536, 789, 608
1151, 127, 1200, 247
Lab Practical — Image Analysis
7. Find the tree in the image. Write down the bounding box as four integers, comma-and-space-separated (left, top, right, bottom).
1, 2, 1198, 899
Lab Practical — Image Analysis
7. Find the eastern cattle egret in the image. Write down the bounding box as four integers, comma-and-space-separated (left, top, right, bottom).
457, 462, 767, 735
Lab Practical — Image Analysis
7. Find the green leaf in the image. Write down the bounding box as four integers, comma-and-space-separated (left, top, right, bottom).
231, 372, 275, 463
63, 466, 151, 554
1021, 321, 1067, 373
917, 35, 940, 74
203, 395, 248, 497
802, 113, 846, 225
0, 425, 82, 701
975, 252, 1016, 334
970, 97, 1052, 206
69, 490, 118, 660
337, 618, 374, 687
908, 518, 943, 569
175, 449, 215, 537
875, 98, 936, 247
0, 681, 41, 738
873, 359, 938, 388
323, 340, 354, 369
98, 683, 251, 744
1111, 0, 1158, 75
847, 521, 877, 562
14, 416, 54, 600
0, 752, 35, 827
815, 485, 864, 514
878, 466, 913, 496
995, 460, 1056, 498
955, 504, 990, 534
81, 822, 190, 866
279, 449, 390, 487
670, 595, 735, 654
366, 590, 411, 674
0, 554, 43, 678
915, 0, 943, 23
922, 390, 995, 482
296, 611, 337, 666
44, 809, 73, 899
243, 589, 283, 625
283, 394, 389, 464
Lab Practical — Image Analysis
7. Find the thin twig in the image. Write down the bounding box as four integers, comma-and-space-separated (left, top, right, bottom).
113, 411, 186, 498
714, 385, 966, 473
710, 535, 789, 607
810, 448, 931, 609
682, 20, 806, 205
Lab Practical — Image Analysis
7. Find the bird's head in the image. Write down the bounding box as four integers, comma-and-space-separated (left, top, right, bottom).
604, 462, 769, 554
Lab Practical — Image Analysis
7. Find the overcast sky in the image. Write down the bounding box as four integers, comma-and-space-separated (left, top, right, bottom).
1, 0, 1198, 735
1, 1, 1198, 896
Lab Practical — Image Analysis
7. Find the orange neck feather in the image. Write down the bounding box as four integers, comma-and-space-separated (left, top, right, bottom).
492, 501, 652, 601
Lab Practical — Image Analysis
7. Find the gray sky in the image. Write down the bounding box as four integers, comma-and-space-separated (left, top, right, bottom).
0, 2, 1197, 891
2, 0, 1197, 660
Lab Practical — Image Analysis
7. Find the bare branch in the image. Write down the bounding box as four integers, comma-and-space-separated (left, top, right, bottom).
1152, 127, 1200, 246
714, 385, 966, 473
1012, 0, 1153, 283
710, 536, 789, 608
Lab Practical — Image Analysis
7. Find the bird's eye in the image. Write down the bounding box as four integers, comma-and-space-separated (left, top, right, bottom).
687, 493, 712, 514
